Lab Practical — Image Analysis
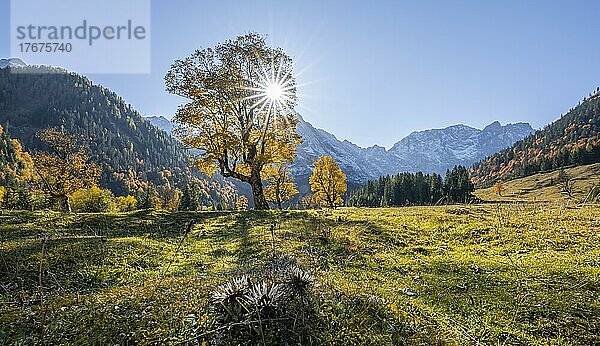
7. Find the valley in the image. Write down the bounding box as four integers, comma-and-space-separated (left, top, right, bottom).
147, 112, 535, 186
1, 10, 599, 345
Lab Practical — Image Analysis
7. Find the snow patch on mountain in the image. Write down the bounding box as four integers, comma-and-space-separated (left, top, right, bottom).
145, 116, 173, 134
0, 58, 27, 69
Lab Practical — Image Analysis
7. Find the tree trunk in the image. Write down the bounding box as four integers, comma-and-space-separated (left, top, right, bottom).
249, 172, 269, 210
57, 195, 71, 213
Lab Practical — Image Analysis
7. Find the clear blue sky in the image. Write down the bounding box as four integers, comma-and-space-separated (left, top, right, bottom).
1, 0, 599, 148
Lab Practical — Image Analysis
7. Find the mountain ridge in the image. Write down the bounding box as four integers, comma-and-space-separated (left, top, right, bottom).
387, 121, 534, 175
146, 114, 534, 186
0, 58, 27, 69
145, 115, 173, 134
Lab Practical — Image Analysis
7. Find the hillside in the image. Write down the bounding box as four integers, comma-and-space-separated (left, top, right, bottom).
1, 204, 598, 344
0, 65, 237, 201
0, 65, 186, 187
0, 125, 34, 186
475, 162, 600, 202
471, 91, 600, 186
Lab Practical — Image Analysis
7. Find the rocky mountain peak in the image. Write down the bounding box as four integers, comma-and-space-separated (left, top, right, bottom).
0, 58, 27, 69
483, 121, 502, 132
145, 114, 534, 188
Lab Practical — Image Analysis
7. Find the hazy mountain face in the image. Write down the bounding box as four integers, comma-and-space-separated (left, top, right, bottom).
145, 116, 173, 134
292, 115, 391, 185
386, 121, 535, 176
294, 115, 533, 184
0, 58, 27, 69
149, 114, 534, 185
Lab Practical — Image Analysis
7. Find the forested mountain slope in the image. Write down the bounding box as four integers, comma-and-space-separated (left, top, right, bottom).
470, 90, 600, 186
0, 65, 234, 200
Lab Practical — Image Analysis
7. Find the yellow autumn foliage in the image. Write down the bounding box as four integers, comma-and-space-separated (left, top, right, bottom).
262, 162, 298, 209
309, 156, 347, 208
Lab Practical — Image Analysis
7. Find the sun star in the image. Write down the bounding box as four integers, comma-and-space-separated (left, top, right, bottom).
265, 82, 285, 102
242, 59, 296, 114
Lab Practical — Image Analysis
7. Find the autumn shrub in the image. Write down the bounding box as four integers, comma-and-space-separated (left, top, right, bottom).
71, 186, 116, 213
115, 195, 138, 212
1, 186, 34, 210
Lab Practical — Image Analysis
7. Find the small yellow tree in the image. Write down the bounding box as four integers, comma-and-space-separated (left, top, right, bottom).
309, 156, 347, 208
235, 195, 249, 211
263, 162, 298, 209
0, 186, 5, 207
33, 128, 101, 212
493, 181, 505, 196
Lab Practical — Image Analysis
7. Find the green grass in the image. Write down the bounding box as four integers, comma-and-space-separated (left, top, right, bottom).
475, 163, 600, 202
1, 204, 599, 345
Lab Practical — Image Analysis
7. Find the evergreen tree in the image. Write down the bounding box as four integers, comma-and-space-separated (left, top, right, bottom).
347, 167, 474, 207
138, 186, 161, 210
179, 183, 200, 211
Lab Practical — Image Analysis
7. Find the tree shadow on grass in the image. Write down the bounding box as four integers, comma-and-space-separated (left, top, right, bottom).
2, 210, 390, 306
197, 211, 270, 276
196, 210, 396, 280
0, 210, 41, 225
63, 210, 227, 239
1, 211, 230, 297
1, 236, 107, 297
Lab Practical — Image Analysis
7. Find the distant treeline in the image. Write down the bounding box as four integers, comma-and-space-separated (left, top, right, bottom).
346, 165, 474, 207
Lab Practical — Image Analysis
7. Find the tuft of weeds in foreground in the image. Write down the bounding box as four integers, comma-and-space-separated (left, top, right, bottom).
206, 262, 315, 345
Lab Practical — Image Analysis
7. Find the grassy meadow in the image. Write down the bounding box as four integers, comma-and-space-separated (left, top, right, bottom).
475, 163, 600, 203
0, 203, 599, 345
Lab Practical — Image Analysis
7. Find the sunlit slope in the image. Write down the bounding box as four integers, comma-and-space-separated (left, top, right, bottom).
475, 162, 600, 202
